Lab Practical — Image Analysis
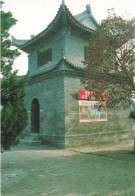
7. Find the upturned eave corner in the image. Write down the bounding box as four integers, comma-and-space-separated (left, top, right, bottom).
12, 2, 97, 53
11, 36, 30, 53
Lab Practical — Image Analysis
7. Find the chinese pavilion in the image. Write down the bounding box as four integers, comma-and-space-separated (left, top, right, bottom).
12, 1, 132, 148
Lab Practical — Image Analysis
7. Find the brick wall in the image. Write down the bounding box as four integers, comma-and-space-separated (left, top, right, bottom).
64, 76, 133, 147
25, 75, 65, 148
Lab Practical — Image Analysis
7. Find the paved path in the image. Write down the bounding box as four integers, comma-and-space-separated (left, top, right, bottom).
1, 141, 135, 196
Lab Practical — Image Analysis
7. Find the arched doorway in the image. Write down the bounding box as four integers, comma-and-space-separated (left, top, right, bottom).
31, 98, 40, 133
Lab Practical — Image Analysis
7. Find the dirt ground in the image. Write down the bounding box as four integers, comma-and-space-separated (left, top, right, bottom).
1, 140, 135, 196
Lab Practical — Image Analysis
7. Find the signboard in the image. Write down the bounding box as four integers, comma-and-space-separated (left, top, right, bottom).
78, 100, 107, 122
78, 90, 107, 100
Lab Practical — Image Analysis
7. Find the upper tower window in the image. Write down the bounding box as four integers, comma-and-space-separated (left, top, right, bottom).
37, 48, 52, 66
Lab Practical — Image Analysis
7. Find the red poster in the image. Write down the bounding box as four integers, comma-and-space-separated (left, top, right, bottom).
78, 90, 107, 100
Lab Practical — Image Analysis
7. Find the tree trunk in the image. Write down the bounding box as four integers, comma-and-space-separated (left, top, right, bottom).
134, 138, 135, 153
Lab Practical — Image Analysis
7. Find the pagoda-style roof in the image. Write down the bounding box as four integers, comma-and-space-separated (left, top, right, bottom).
12, 2, 98, 53
74, 5, 98, 30
29, 56, 85, 84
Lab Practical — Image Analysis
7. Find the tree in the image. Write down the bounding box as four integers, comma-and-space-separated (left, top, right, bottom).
82, 9, 135, 109
1, 4, 29, 150
82, 9, 135, 152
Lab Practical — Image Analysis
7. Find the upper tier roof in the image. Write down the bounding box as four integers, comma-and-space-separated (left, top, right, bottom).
74, 4, 98, 30
12, 2, 98, 53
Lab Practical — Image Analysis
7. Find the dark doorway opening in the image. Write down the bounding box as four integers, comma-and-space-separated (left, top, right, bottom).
31, 98, 40, 133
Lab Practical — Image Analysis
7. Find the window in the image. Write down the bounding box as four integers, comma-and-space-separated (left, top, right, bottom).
38, 48, 52, 66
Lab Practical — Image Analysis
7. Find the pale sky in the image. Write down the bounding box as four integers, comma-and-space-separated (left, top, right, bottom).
2, 0, 135, 75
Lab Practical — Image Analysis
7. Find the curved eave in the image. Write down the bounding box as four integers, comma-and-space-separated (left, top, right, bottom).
13, 3, 96, 53
59, 57, 85, 71
30, 57, 84, 79
12, 5, 63, 53
49, 57, 85, 72
11, 36, 30, 52
64, 6, 95, 33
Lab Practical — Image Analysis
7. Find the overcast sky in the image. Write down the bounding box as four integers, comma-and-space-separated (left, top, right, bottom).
3, 0, 135, 75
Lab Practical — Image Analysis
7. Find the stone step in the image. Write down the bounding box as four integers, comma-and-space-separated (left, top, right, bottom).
20, 134, 42, 146
24, 136, 39, 141
20, 139, 42, 146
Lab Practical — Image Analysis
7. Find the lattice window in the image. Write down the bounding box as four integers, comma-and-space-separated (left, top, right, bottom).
38, 48, 52, 66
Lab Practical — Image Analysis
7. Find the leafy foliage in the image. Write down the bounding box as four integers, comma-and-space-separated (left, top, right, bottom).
1, 9, 29, 150
82, 9, 135, 109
